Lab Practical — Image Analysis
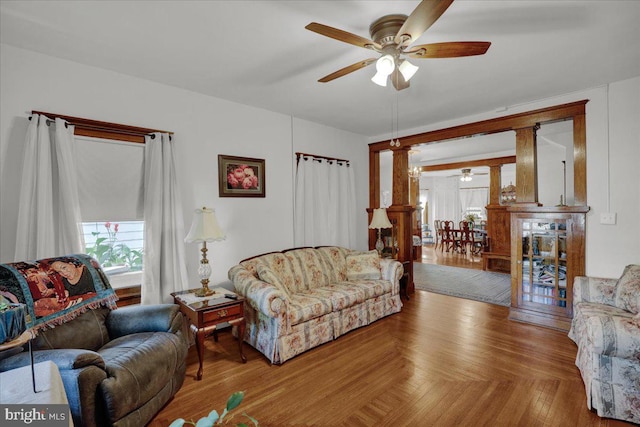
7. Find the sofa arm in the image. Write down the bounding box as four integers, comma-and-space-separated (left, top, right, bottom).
106, 304, 183, 339
0, 348, 105, 372
583, 313, 640, 359
573, 276, 618, 307
229, 265, 287, 317
380, 258, 403, 295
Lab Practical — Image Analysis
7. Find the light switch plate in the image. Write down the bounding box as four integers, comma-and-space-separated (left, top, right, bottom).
600, 212, 617, 225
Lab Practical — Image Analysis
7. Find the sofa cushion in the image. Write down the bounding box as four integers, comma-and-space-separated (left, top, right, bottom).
614, 264, 640, 314
572, 302, 640, 359
98, 331, 185, 422
316, 247, 350, 283
33, 308, 110, 352
287, 293, 333, 326
285, 248, 333, 291
309, 285, 367, 312
346, 251, 382, 281
337, 279, 393, 300
257, 265, 292, 298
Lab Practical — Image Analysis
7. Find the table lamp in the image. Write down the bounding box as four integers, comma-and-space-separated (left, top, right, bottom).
185, 207, 226, 297
369, 208, 392, 256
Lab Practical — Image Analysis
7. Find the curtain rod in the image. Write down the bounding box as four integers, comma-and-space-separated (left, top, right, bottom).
30, 111, 173, 144
295, 152, 350, 163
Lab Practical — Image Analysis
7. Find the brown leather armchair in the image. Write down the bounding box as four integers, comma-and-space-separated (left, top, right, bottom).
0, 304, 188, 427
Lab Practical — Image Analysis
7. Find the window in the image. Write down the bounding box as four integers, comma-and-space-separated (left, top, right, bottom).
460, 188, 488, 222
83, 221, 144, 288
463, 207, 486, 222
75, 136, 145, 289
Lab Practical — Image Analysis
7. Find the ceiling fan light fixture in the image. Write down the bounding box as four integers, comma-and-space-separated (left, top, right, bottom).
371, 54, 395, 86
371, 71, 389, 87
398, 59, 419, 81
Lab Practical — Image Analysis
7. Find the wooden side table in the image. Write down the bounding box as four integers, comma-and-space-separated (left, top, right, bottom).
171, 289, 246, 381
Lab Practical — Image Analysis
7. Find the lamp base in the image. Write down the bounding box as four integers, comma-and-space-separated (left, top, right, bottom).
194, 286, 214, 298
375, 229, 385, 256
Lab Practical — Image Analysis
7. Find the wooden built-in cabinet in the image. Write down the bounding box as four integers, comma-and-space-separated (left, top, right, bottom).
508, 207, 588, 331
367, 206, 415, 294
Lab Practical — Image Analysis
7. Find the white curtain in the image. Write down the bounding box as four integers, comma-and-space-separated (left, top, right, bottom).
14, 114, 85, 260
431, 176, 461, 225
459, 188, 489, 218
294, 156, 356, 248
142, 133, 189, 304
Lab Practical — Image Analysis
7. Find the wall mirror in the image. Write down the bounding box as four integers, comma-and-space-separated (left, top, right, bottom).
536, 120, 574, 206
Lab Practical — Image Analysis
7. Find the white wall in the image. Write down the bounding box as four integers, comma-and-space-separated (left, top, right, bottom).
371, 76, 640, 278
0, 44, 369, 289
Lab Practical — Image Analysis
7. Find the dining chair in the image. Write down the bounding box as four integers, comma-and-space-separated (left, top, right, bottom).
440, 220, 456, 252
470, 221, 486, 254
433, 220, 441, 250
458, 220, 474, 254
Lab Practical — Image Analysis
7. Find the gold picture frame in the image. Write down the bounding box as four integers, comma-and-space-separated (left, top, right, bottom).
218, 155, 265, 198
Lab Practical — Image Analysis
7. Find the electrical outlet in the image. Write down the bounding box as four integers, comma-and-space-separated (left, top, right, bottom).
600, 212, 617, 225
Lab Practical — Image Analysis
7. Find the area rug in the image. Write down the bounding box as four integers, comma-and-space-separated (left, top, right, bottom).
413, 263, 511, 306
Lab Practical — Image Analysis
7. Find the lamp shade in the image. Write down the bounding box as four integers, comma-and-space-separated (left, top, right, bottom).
369, 208, 392, 229
371, 54, 395, 87
185, 207, 226, 243
398, 59, 419, 81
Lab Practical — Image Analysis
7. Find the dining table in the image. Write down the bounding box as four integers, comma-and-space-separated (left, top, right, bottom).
440, 225, 487, 254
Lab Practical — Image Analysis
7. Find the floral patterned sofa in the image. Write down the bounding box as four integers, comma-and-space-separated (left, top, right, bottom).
228, 246, 403, 364
568, 265, 640, 424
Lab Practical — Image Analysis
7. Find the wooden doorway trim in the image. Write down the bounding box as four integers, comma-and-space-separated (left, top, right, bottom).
369, 100, 587, 208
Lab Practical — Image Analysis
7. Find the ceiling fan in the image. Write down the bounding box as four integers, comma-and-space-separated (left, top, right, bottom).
305, 0, 491, 90
450, 168, 488, 182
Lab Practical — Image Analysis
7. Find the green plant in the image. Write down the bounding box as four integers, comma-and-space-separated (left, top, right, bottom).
464, 213, 479, 223
169, 391, 258, 427
85, 222, 143, 271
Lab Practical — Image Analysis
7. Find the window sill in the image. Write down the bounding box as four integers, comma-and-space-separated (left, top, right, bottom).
108, 271, 142, 289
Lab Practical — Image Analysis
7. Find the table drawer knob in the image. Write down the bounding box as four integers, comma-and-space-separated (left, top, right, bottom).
217, 309, 228, 318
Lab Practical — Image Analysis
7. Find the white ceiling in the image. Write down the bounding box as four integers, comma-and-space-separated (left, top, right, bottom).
1, 0, 639, 142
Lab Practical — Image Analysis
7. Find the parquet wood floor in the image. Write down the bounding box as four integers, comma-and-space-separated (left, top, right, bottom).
149, 288, 633, 426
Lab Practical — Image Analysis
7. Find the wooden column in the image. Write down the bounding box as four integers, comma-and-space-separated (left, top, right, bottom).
489, 165, 502, 206
573, 113, 587, 206
483, 163, 511, 272
387, 147, 414, 294
514, 126, 540, 205
369, 150, 381, 209
392, 147, 410, 206
386, 205, 415, 294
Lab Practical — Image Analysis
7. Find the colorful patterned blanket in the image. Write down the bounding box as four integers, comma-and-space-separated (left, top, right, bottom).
0, 254, 118, 333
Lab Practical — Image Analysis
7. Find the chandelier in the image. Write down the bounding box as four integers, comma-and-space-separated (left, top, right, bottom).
408, 150, 420, 179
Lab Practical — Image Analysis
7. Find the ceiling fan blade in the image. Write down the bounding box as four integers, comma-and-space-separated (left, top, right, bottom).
405, 41, 491, 58
318, 58, 377, 83
394, 0, 454, 46
306, 22, 381, 50
390, 68, 410, 91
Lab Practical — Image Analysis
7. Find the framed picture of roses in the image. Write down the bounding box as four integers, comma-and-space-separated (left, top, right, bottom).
218, 155, 265, 197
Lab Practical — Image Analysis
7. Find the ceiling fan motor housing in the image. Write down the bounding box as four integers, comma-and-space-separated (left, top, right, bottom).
369, 14, 408, 47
